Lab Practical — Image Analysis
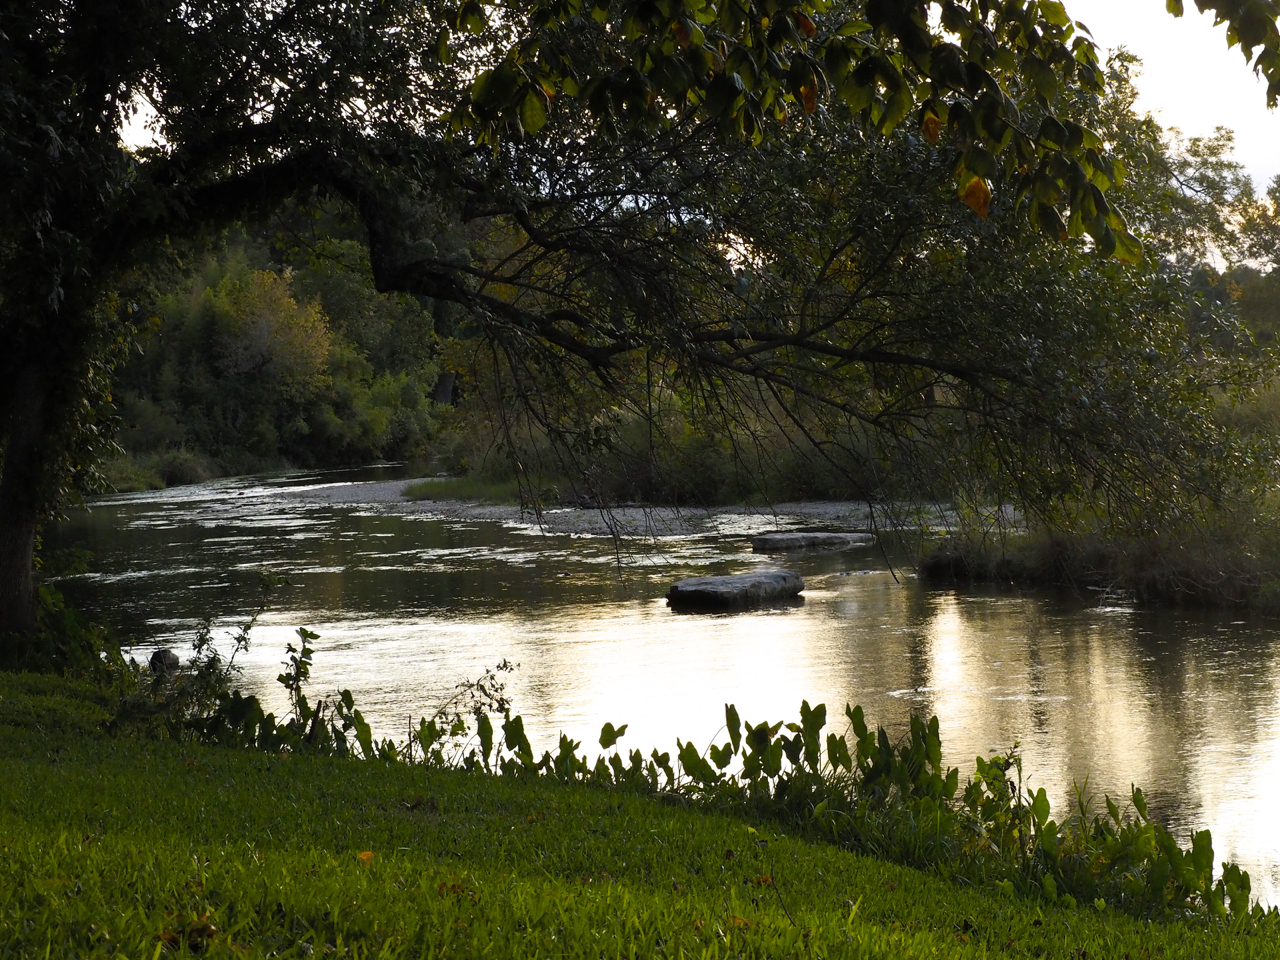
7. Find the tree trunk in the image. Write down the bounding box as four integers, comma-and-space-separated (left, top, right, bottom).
0, 493, 39, 641
432, 371, 458, 406
0, 360, 49, 652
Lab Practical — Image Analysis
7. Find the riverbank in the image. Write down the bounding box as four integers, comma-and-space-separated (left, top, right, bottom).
3, 672, 1278, 959
309, 478, 1280, 610
286, 475, 952, 538
98, 464, 1280, 613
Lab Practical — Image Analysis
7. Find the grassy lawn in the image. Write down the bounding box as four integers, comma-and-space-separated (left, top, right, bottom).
2, 673, 1278, 958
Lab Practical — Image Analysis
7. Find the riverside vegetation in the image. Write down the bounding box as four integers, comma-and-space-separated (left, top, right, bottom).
4, 606, 1278, 958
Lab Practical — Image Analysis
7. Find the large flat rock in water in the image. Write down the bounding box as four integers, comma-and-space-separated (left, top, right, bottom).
751, 532, 874, 553
667, 570, 804, 610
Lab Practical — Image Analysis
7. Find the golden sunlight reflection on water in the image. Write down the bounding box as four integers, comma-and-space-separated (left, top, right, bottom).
220, 577, 1280, 903
49, 473, 1280, 904
225, 580, 1280, 904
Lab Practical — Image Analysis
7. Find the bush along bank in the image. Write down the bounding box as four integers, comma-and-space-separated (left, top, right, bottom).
101, 628, 1274, 929
918, 525, 1280, 610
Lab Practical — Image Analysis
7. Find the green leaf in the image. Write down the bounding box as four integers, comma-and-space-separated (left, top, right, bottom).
598, 721, 628, 749
456, 0, 486, 34
762, 740, 784, 778
840, 80, 875, 114
780, 732, 805, 766
926, 716, 942, 770
1106, 795, 1122, 824
433, 28, 452, 66
1166, 0, 1184, 14
709, 741, 734, 769
847, 704, 868, 740
519, 89, 548, 135
964, 145, 997, 179
745, 719, 772, 754
725, 703, 741, 753
1024, 54, 1057, 100
677, 738, 721, 785
1131, 785, 1148, 820
353, 708, 373, 760
799, 700, 826, 771
826, 732, 852, 771
1113, 229, 1144, 263
1033, 175, 1063, 206
877, 82, 913, 135
1035, 202, 1067, 239
1041, 1, 1070, 27
1038, 115, 1068, 148
1030, 787, 1050, 827
836, 19, 872, 36
502, 714, 533, 763
1095, 225, 1116, 258
1237, 10, 1271, 51
477, 712, 493, 768
651, 749, 674, 785
1190, 830, 1215, 880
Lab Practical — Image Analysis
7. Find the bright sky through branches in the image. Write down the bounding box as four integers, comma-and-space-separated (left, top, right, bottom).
121, 3, 1277, 189
1067, 0, 1279, 189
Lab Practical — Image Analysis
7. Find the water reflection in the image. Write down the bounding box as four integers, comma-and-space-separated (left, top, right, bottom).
47, 469, 1280, 903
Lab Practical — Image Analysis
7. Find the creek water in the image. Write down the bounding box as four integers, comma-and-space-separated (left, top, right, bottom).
48, 466, 1280, 904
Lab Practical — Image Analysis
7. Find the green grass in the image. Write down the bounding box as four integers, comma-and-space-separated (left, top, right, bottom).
2, 672, 1278, 958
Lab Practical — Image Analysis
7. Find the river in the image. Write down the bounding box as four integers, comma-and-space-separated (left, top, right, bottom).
48, 466, 1280, 903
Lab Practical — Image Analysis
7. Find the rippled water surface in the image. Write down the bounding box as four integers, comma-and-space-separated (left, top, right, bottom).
49, 468, 1280, 903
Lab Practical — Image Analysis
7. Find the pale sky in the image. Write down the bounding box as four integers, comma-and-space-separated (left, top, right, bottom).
1066, 0, 1279, 189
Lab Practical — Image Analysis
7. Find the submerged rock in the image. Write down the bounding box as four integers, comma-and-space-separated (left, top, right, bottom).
751, 532, 875, 553
149, 648, 180, 675
667, 570, 804, 610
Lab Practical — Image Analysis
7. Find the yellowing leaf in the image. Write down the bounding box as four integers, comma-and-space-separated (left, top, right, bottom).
1114, 229, 1144, 263
961, 177, 992, 219
800, 82, 817, 114
921, 111, 942, 144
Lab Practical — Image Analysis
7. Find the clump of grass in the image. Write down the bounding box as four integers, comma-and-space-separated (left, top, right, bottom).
0, 671, 114, 736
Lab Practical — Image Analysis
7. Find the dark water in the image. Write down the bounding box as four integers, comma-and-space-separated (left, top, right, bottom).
48, 468, 1280, 903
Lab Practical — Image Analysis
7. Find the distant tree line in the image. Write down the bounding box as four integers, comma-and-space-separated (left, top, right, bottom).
107, 213, 452, 487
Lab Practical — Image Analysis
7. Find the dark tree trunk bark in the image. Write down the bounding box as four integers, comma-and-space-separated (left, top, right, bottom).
0, 360, 50, 651
432, 371, 458, 406
0, 495, 39, 640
